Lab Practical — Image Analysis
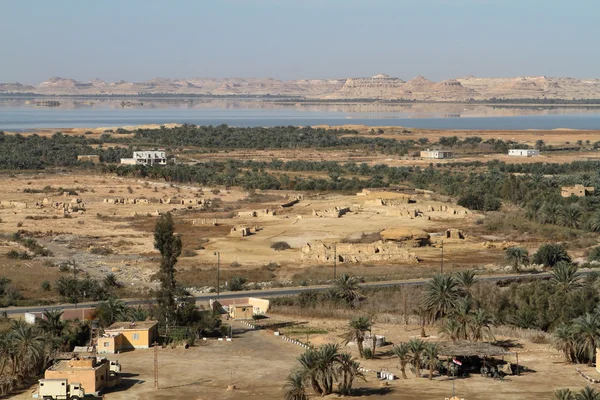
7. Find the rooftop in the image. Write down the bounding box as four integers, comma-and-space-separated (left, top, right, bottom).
48, 357, 105, 372
438, 341, 510, 357
105, 320, 158, 331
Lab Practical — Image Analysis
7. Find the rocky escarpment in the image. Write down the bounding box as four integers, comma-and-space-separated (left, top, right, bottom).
2, 74, 600, 101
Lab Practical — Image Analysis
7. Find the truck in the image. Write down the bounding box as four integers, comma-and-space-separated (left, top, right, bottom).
96, 357, 121, 374
37, 379, 85, 400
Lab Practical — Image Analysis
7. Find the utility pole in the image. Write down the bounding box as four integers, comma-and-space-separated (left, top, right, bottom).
440, 240, 444, 274
214, 251, 220, 299
153, 341, 159, 390
333, 243, 337, 280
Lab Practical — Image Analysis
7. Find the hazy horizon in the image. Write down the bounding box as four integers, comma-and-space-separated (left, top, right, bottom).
2, 0, 598, 84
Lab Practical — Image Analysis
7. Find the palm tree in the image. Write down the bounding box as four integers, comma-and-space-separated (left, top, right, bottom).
298, 349, 322, 396
550, 262, 581, 293
533, 243, 571, 268
333, 274, 362, 306
573, 313, 600, 366
284, 372, 308, 400
455, 270, 477, 294
540, 202, 560, 224
103, 273, 119, 288
127, 306, 150, 322
38, 310, 66, 339
0, 333, 10, 376
505, 247, 529, 272
407, 338, 425, 378
336, 352, 365, 395
510, 308, 538, 329
554, 388, 575, 400
97, 297, 127, 327
559, 204, 582, 229
423, 343, 439, 381
576, 387, 600, 400
343, 316, 371, 358
315, 344, 339, 395
449, 298, 472, 341
9, 320, 44, 378
439, 318, 461, 343
470, 308, 495, 342
392, 343, 410, 379
421, 274, 460, 321
554, 324, 578, 363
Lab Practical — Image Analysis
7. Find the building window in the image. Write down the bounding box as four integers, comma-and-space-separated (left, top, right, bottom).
133, 333, 140, 340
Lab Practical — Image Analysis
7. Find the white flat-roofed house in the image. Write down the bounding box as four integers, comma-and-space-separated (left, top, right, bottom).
508, 149, 540, 157
120, 150, 167, 166
420, 150, 453, 159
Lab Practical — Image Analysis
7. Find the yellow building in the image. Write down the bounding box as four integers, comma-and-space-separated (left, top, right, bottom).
103, 321, 158, 352
44, 357, 114, 396
210, 297, 270, 320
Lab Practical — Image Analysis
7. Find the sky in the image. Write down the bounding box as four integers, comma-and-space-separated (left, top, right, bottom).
1, 0, 598, 83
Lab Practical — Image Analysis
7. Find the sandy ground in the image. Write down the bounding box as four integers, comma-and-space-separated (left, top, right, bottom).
9, 318, 593, 400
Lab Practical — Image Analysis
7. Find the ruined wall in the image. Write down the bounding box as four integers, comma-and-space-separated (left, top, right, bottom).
300, 240, 419, 264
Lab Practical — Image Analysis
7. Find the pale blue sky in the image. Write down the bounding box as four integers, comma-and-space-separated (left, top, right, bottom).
1, 0, 597, 83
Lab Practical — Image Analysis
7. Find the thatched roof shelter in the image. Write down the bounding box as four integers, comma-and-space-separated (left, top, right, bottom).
438, 341, 511, 358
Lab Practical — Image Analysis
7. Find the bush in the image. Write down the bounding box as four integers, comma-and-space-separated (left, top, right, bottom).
90, 246, 113, 255
41, 280, 51, 291
532, 243, 571, 267
230, 261, 241, 268
270, 241, 291, 251
16, 222, 23, 227
227, 276, 248, 291
7, 250, 31, 260
457, 192, 501, 211
182, 249, 198, 257
363, 347, 375, 359
589, 246, 600, 262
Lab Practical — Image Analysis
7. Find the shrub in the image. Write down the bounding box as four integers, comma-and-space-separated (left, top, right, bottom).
16, 222, 23, 227
227, 277, 248, 291
363, 347, 375, 359
230, 261, 241, 268
90, 246, 113, 255
182, 249, 198, 257
532, 243, 571, 267
271, 241, 291, 251
41, 280, 51, 291
589, 246, 600, 262
7, 250, 31, 260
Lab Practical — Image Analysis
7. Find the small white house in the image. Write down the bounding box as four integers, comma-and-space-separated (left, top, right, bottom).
420, 150, 453, 159
508, 149, 540, 157
120, 150, 167, 166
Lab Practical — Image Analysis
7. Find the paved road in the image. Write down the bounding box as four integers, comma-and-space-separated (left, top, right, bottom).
1, 270, 570, 316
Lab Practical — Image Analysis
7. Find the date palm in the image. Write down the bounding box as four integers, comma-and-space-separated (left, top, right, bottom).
336, 352, 365, 395
408, 338, 426, 378
392, 342, 410, 379
554, 388, 575, 400
550, 262, 581, 293
421, 274, 460, 321
439, 318, 461, 343
559, 204, 582, 229
573, 313, 600, 366
553, 324, 578, 363
97, 297, 127, 327
470, 308, 495, 342
455, 270, 477, 295
343, 316, 371, 358
127, 306, 150, 322
9, 320, 44, 378
423, 343, 439, 381
284, 372, 308, 400
38, 310, 66, 339
333, 274, 362, 306
315, 344, 339, 395
576, 387, 600, 400
298, 349, 322, 396
505, 247, 529, 272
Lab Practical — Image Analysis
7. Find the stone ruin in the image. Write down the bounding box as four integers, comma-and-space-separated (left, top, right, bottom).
160, 198, 210, 206
312, 206, 350, 218
365, 197, 411, 206
426, 204, 468, 215
445, 229, 465, 239
385, 207, 424, 219
379, 228, 431, 247
192, 218, 218, 226
300, 241, 419, 264
32, 197, 86, 214
103, 198, 150, 205
0, 200, 28, 209
229, 225, 260, 237
237, 209, 277, 218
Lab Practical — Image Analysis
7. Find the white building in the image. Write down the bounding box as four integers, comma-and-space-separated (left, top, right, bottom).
120, 151, 167, 166
420, 150, 453, 159
508, 149, 540, 157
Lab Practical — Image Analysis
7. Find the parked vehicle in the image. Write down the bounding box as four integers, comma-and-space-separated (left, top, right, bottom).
37, 379, 85, 400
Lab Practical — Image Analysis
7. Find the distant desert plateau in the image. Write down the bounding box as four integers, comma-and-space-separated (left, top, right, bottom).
3, 74, 600, 101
